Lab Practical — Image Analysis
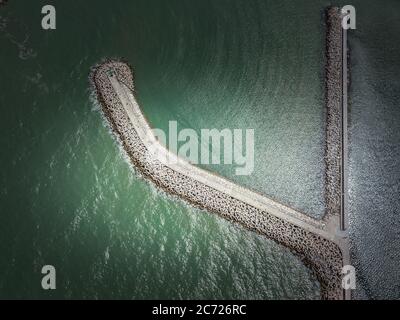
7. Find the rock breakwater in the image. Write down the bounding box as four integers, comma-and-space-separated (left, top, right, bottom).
89, 8, 348, 300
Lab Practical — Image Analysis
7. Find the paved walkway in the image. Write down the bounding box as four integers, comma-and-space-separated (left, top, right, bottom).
109, 74, 348, 253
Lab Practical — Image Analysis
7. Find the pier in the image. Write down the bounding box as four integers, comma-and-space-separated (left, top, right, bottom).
90, 7, 349, 299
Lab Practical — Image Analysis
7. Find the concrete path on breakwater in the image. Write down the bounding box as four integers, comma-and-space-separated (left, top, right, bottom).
341, 25, 349, 232
109, 76, 341, 239
92, 59, 347, 299
91, 7, 350, 300
108, 73, 349, 257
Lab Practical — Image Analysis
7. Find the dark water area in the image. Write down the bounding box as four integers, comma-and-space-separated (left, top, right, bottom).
340, 0, 400, 299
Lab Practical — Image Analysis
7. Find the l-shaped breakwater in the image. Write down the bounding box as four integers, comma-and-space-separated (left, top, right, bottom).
90, 7, 349, 300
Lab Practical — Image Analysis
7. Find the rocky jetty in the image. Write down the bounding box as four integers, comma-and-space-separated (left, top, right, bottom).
89, 8, 347, 300
325, 7, 345, 221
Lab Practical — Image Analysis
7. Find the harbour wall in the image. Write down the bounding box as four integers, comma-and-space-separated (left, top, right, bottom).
89, 8, 348, 300
325, 7, 345, 223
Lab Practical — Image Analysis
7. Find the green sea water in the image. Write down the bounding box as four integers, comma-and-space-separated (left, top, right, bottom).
0, 0, 325, 299
1, 0, 399, 299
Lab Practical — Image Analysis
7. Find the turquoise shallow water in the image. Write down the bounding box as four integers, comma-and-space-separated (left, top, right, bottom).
1, 0, 399, 299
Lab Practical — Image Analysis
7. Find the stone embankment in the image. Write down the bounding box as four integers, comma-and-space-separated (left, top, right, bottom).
89, 7, 348, 300
325, 7, 345, 222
